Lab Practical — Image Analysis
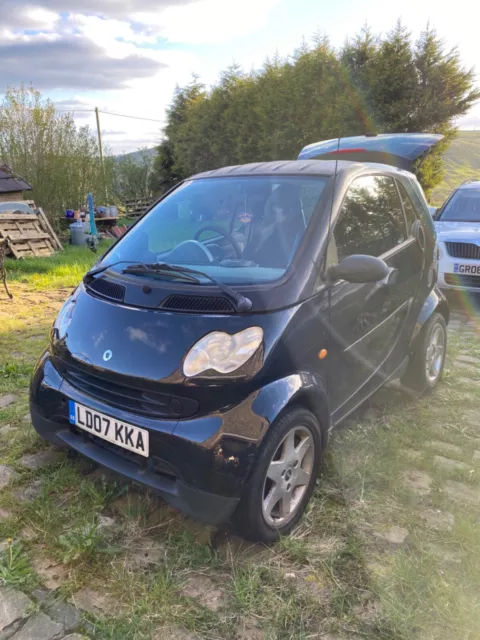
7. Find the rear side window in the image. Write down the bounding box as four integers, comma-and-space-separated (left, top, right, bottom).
396, 180, 417, 231
332, 175, 408, 261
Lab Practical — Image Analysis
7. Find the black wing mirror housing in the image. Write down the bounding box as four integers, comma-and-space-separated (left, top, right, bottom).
327, 254, 390, 284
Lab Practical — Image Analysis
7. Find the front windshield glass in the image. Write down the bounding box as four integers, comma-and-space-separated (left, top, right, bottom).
438, 189, 480, 222
106, 176, 328, 284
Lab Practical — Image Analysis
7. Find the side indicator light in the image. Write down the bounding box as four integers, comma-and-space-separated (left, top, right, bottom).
318, 349, 328, 360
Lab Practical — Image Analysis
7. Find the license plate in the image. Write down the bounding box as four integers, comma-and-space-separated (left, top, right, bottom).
69, 401, 149, 457
453, 263, 480, 275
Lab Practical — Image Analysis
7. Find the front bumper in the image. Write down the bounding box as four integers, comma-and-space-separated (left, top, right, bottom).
438, 256, 480, 291
30, 353, 266, 525
438, 270, 480, 291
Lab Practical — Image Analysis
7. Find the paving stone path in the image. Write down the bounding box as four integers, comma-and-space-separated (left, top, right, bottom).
0, 587, 89, 640
370, 306, 480, 579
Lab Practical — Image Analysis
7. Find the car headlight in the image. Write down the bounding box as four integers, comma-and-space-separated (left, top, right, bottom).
183, 327, 263, 377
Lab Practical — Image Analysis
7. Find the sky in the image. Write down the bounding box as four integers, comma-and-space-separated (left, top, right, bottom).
1, 0, 479, 154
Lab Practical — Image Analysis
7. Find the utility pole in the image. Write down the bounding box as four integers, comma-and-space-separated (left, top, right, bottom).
95, 107, 108, 204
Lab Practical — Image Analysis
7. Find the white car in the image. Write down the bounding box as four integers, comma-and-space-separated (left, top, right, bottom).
434, 180, 480, 292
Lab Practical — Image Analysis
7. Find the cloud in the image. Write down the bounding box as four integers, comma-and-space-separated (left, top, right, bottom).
0, 36, 164, 90
1, 4, 60, 30
456, 107, 480, 130
54, 98, 94, 119
1, 0, 194, 29
132, 0, 281, 44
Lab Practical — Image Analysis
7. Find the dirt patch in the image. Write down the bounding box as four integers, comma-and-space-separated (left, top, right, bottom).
72, 588, 123, 617
420, 508, 455, 531
32, 556, 70, 590
180, 573, 225, 612
373, 526, 409, 545
401, 469, 432, 496
122, 537, 166, 571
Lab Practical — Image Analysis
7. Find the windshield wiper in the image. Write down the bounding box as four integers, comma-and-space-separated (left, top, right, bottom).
123, 263, 253, 312
84, 260, 142, 284
122, 263, 201, 284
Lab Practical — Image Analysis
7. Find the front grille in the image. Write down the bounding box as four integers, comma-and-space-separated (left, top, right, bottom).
445, 273, 480, 288
161, 294, 234, 313
445, 242, 480, 260
59, 361, 199, 419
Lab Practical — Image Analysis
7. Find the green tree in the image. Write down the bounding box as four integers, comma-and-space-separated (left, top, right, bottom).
150, 21, 480, 196
0, 84, 111, 219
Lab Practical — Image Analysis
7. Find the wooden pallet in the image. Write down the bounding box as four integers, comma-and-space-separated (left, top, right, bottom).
37, 208, 63, 251
0, 213, 57, 258
123, 197, 154, 217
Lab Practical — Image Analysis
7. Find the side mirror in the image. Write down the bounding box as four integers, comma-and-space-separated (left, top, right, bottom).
428, 206, 437, 218
327, 254, 390, 284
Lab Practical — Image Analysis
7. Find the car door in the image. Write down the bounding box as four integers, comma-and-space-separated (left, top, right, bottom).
327, 174, 423, 422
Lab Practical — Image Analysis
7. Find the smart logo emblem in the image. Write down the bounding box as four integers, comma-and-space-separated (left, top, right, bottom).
103, 350, 113, 362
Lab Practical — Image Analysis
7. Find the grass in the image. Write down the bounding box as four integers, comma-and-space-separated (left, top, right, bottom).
0, 541, 37, 589
5, 242, 111, 290
0, 252, 480, 638
431, 131, 480, 205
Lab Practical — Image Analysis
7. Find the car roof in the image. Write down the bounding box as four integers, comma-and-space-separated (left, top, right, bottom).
190, 159, 408, 180
458, 181, 480, 191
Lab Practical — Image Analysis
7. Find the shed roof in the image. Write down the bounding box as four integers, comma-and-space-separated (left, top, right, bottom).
0, 164, 32, 193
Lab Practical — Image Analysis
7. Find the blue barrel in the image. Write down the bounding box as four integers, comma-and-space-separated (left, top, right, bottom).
70, 221, 86, 246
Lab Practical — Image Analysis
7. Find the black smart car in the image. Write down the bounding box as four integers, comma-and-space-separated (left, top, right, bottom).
30, 134, 449, 542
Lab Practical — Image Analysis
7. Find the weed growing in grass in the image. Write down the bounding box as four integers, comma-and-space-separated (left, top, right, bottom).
0, 541, 37, 589
79, 474, 122, 510
58, 521, 104, 564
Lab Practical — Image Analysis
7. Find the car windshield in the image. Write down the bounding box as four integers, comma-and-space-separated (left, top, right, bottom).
105, 175, 328, 284
438, 189, 480, 222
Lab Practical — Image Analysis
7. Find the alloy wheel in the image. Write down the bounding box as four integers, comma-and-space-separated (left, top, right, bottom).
425, 322, 446, 385
262, 425, 315, 527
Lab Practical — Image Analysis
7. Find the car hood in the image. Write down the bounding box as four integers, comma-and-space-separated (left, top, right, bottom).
297, 133, 444, 171
435, 221, 480, 241
52, 286, 295, 386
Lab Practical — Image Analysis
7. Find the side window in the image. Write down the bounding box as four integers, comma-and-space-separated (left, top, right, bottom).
331, 175, 408, 263
396, 180, 417, 232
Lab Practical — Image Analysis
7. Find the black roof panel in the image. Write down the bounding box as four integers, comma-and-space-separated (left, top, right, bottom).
190, 159, 404, 180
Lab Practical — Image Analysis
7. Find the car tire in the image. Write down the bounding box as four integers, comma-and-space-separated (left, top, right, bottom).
402, 312, 447, 393
232, 406, 324, 543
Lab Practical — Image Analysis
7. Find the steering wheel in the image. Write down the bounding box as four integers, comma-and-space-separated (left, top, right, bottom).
194, 225, 242, 259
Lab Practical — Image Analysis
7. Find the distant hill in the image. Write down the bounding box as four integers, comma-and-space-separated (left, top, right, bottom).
115, 148, 156, 164
431, 131, 480, 205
